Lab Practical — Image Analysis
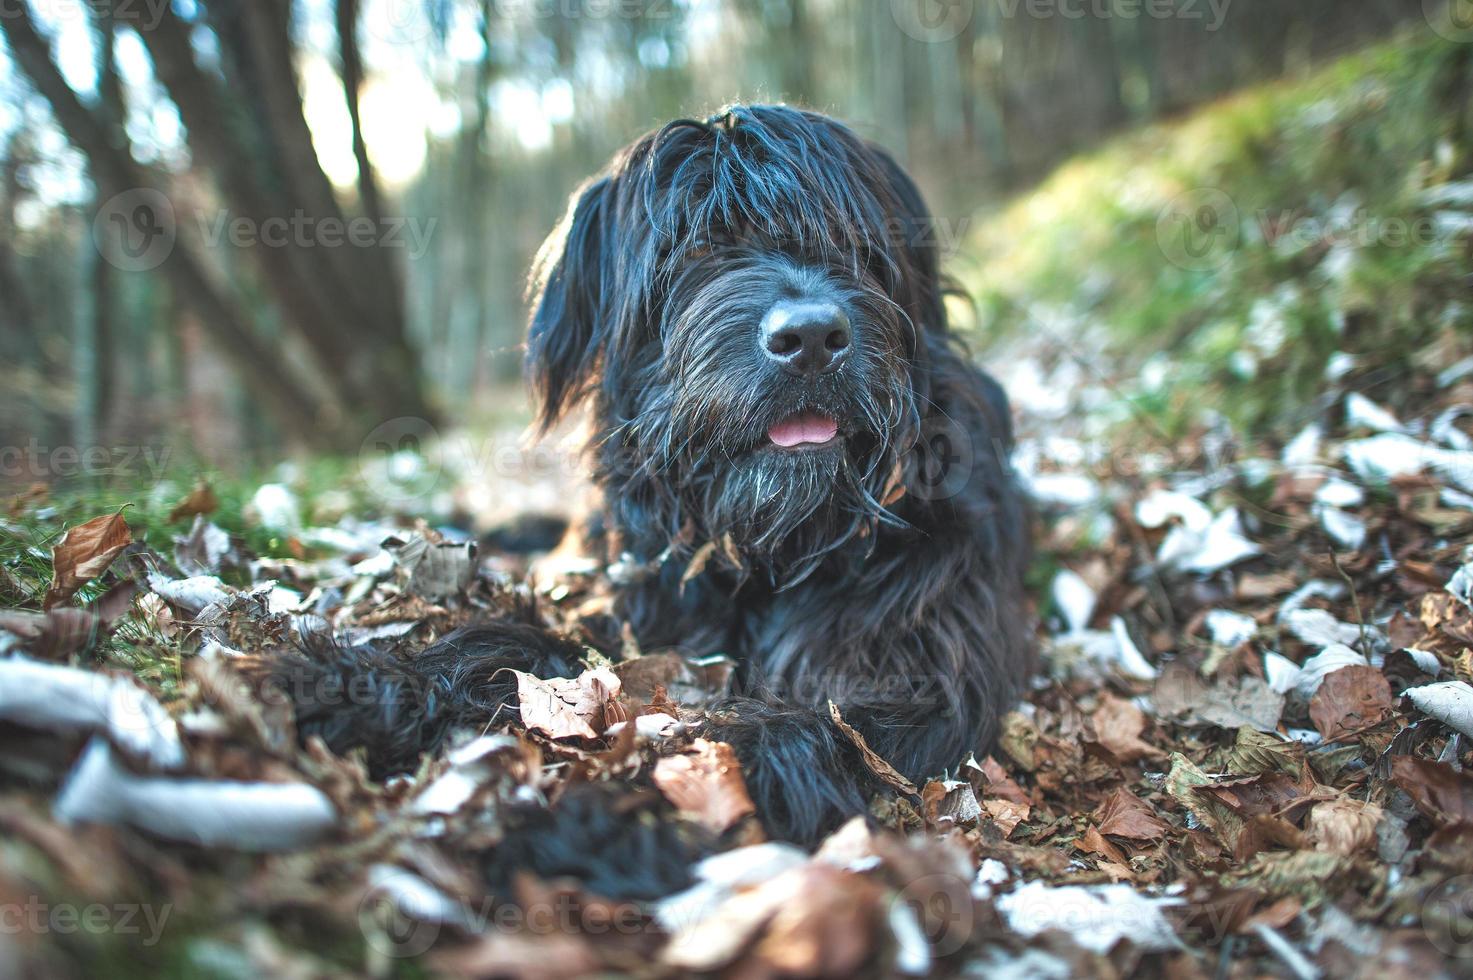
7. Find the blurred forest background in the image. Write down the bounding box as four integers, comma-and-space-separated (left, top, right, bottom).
0, 0, 1461, 471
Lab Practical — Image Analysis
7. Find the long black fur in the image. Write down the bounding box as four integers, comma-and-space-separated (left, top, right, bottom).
271, 622, 583, 779
277, 105, 1032, 855
481, 784, 711, 902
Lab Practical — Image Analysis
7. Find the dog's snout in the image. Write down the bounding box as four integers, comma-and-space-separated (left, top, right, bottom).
760, 302, 851, 377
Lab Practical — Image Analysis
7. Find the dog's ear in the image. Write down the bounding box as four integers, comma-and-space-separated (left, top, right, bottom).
526, 176, 616, 429
860, 141, 957, 413
865, 143, 949, 337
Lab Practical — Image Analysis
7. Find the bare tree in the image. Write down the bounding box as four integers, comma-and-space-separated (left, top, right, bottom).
1, 1, 335, 443
1, 0, 439, 449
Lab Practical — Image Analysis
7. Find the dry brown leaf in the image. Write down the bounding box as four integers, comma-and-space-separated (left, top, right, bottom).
921, 779, 983, 825
0, 606, 110, 661
1194, 772, 1317, 821
1421, 592, 1473, 648
513, 667, 622, 740
753, 864, 882, 976
1236, 570, 1298, 600
1091, 692, 1166, 763
1306, 798, 1382, 855
662, 867, 792, 971
1094, 786, 1170, 842
1389, 756, 1473, 827
978, 755, 1031, 804
1309, 665, 1392, 738
45, 512, 132, 610
828, 700, 918, 795
1242, 896, 1302, 930
1078, 824, 1129, 865
168, 481, 219, 522
0, 585, 142, 668
984, 798, 1030, 836
681, 540, 718, 587
1155, 667, 1285, 732
652, 738, 756, 833
880, 457, 907, 507
612, 652, 725, 706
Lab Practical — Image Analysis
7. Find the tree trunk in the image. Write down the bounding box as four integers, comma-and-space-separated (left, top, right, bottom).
1, 1, 335, 447
336, 0, 387, 229
116, 1, 376, 418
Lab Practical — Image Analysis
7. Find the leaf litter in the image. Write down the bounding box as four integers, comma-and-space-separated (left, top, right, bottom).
1, 348, 1473, 976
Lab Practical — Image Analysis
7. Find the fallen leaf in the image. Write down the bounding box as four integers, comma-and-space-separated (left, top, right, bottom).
612, 652, 726, 705
1242, 896, 1302, 930
1227, 728, 1307, 781
1404, 681, 1473, 739
1194, 772, 1317, 821
168, 482, 218, 522
978, 754, 1036, 801
1155, 667, 1285, 732
752, 864, 882, 976
1094, 787, 1169, 842
661, 868, 794, 970
681, 540, 718, 587
921, 779, 983, 825
1309, 665, 1392, 738
45, 512, 132, 610
174, 517, 233, 577
433, 929, 599, 979
984, 798, 1030, 837
1091, 693, 1165, 762
828, 700, 918, 795
385, 533, 474, 602
1388, 756, 1473, 827
1237, 570, 1298, 601
652, 738, 757, 834
1078, 824, 1129, 865
998, 712, 1039, 772
513, 667, 621, 740
1306, 798, 1382, 855
996, 881, 1182, 953
1166, 753, 1243, 849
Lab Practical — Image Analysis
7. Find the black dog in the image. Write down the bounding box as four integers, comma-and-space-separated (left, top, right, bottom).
275, 105, 1032, 850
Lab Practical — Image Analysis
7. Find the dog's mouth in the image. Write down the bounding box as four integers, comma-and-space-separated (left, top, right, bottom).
767, 411, 840, 450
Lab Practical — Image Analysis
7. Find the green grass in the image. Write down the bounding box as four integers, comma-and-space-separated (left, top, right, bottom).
958, 29, 1473, 439
0, 454, 385, 686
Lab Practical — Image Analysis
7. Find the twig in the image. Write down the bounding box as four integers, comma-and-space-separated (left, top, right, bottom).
1251, 922, 1319, 980
1328, 549, 1369, 651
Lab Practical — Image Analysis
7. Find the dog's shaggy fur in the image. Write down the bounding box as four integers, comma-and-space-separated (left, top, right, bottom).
273, 105, 1032, 859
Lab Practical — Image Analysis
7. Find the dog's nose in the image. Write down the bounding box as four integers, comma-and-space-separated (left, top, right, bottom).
760, 302, 851, 377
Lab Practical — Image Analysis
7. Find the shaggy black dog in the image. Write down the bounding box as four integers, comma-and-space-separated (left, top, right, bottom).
274, 105, 1032, 856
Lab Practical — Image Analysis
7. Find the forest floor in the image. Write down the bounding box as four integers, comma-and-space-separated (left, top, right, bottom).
3, 29, 1473, 980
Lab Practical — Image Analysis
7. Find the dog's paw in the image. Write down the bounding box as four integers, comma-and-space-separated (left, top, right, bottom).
481, 784, 712, 901
700, 698, 882, 847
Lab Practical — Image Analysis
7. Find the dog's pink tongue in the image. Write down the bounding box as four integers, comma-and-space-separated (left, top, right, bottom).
768, 412, 838, 447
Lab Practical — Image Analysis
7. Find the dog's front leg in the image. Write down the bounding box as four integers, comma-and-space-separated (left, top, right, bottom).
706, 536, 1031, 846
700, 696, 883, 846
